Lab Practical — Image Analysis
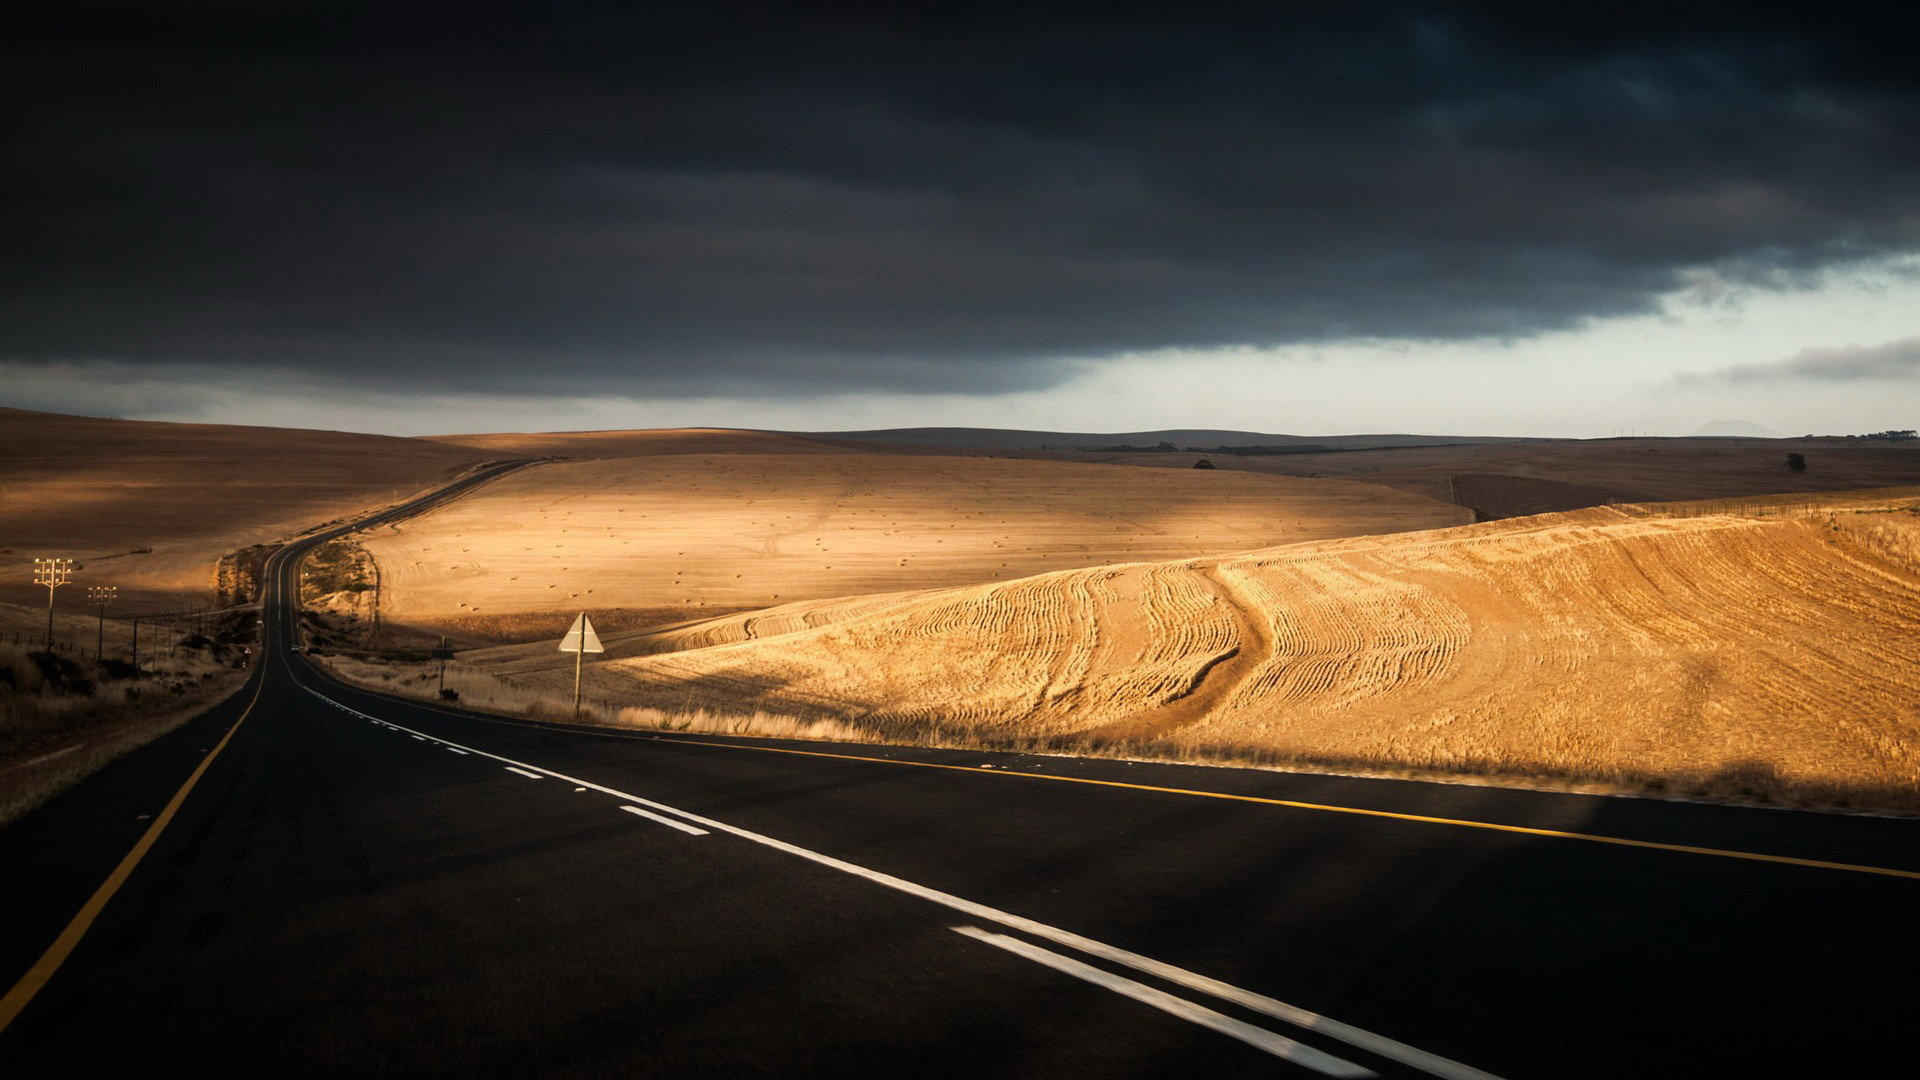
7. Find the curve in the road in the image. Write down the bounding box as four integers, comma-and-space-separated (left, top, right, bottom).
0, 459, 542, 1034
7, 457, 1918, 1079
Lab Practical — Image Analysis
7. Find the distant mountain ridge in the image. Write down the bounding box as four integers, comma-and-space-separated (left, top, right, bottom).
803, 427, 1513, 452
1693, 419, 1781, 437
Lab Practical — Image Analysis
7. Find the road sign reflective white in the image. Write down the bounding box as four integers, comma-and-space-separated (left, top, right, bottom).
559, 612, 604, 653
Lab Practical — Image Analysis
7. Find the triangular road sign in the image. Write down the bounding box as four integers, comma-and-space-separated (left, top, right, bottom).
559, 612, 605, 653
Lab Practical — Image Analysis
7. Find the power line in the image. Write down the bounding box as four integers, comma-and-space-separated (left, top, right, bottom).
87, 584, 117, 659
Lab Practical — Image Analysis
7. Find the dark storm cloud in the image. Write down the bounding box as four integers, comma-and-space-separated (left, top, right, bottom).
4, 3, 1919, 398
1681, 337, 1920, 385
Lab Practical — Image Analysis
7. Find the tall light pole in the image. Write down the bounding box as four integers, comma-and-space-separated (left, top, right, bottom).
33, 557, 74, 649
87, 585, 117, 659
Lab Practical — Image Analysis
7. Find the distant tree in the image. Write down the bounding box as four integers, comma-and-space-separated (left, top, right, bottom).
1155, 440, 1176, 451
1786, 452, 1807, 472
1193, 458, 1216, 470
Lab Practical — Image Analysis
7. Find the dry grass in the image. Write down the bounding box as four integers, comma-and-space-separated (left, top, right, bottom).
0, 642, 252, 824
357, 451, 1467, 643
1831, 506, 1920, 570
429, 492, 1920, 811
315, 652, 870, 743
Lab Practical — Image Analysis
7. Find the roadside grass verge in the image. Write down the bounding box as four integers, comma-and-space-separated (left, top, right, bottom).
309, 652, 1920, 816
314, 653, 870, 742
0, 644, 251, 825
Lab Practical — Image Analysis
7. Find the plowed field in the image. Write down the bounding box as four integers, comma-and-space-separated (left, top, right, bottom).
1071, 437, 1920, 516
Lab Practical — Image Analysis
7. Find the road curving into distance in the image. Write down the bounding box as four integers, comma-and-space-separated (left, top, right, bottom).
3, 462, 1915, 1076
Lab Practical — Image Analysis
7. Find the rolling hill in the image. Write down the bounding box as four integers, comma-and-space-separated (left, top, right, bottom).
0, 408, 489, 610
357, 451, 1469, 643
419, 490, 1920, 807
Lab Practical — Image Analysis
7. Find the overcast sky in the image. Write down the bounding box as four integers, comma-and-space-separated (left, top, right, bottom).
4, 4, 1917, 437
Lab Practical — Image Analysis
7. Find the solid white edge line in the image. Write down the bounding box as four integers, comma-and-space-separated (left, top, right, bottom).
620, 805, 710, 836
504, 766, 543, 780
952, 926, 1374, 1077
300, 682, 1503, 1080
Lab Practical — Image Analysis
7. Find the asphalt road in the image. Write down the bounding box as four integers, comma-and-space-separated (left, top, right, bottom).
4, 466, 1916, 1076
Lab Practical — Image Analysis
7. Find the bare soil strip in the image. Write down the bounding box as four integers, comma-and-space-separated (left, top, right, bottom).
1082, 564, 1272, 741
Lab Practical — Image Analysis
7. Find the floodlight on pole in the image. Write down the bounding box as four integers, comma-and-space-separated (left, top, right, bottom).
88, 584, 117, 658
33, 557, 74, 647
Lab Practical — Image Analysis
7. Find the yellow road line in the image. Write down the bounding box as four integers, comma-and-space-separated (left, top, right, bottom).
0, 666, 268, 1033
651, 736, 1920, 882
2, 473, 521, 1034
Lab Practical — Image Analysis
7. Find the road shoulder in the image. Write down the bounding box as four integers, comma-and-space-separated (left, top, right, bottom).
0, 667, 257, 1002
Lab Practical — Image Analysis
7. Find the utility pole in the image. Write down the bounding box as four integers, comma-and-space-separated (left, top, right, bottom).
33, 557, 74, 649
88, 585, 117, 659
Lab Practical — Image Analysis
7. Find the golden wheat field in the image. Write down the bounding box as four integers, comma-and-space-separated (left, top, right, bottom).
0, 414, 854, 615
414, 492, 1920, 806
359, 452, 1468, 642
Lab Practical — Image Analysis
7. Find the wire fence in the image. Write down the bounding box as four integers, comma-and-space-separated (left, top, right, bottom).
1622, 485, 1920, 520
3, 632, 106, 658
3, 603, 259, 663
2, 626, 195, 662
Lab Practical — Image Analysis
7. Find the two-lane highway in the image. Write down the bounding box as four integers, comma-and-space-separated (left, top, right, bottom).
4, 467, 1915, 1075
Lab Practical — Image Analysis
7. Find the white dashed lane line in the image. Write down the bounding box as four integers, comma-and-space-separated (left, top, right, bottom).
308, 682, 1499, 1080
621, 805, 710, 836
953, 926, 1373, 1077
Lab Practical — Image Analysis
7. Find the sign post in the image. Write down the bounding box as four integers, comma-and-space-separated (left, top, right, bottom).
432, 635, 456, 697
558, 613, 604, 718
